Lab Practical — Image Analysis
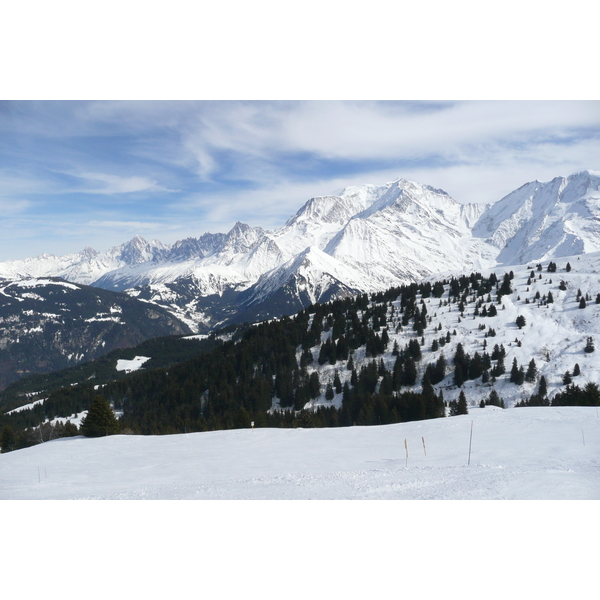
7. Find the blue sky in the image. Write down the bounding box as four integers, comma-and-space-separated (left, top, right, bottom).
1, 99, 599, 261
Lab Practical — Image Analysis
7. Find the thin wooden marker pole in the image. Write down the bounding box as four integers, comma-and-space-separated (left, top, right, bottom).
422, 436, 427, 456
404, 438, 408, 467
467, 421, 473, 465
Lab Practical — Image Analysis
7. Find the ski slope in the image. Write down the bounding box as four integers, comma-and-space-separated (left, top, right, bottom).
2, 405, 598, 500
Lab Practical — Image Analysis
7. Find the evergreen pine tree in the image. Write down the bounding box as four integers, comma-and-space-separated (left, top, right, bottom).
350, 368, 358, 388
402, 357, 417, 386
584, 337, 595, 353
457, 391, 468, 415
333, 370, 342, 394
509, 358, 520, 384
347, 354, 354, 371
487, 389, 502, 407
1, 425, 17, 452
491, 354, 505, 377
581, 382, 600, 406
80, 396, 120, 437
325, 382, 334, 401
308, 371, 321, 398
381, 328, 389, 349
525, 358, 538, 383
498, 273, 512, 299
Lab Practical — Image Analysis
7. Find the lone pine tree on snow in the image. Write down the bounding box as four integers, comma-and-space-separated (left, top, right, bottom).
80, 396, 120, 437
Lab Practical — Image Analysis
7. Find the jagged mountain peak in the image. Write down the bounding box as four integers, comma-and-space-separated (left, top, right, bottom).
1, 170, 599, 333
221, 221, 265, 252
353, 177, 454, 222
285, 195, 364, 229
118, 235, 158, 265
80, 246, 98, 260
472, 169, 600, 265
167, 237, 205, 261
558, 170, 600, 203
166, 235, 228, 262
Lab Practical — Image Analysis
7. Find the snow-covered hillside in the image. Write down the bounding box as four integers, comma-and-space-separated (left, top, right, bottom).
1, 405, 598, 499
4, 250, 599, 432
282, 251, 600, 413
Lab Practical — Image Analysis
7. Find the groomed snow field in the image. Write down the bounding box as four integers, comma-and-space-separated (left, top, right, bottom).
1, 405, 598, 500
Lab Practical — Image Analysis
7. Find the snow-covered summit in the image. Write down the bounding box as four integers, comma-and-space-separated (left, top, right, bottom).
119, 235, 167, 265
1, 171, 599, 331
473, 170, 600, 265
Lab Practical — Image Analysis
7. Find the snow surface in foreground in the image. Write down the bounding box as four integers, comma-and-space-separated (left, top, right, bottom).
1, 406, 598, 500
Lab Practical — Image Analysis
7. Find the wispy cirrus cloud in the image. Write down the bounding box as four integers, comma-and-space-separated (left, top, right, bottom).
172, 101, 600, 184
64, 171, 178, 195
0, 198, 32, 214
86, 220, 182, 233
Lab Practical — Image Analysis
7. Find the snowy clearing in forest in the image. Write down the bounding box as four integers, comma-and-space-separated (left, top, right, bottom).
115, 355, 151, 373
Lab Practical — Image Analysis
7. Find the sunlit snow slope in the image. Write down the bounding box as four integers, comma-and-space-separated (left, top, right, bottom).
1, 406, 598, 499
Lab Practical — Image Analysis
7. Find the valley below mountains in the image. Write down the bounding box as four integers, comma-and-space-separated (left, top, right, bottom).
0, 279, 191, 389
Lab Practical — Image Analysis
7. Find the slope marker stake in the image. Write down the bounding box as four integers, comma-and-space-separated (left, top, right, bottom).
467, 421, 473, 465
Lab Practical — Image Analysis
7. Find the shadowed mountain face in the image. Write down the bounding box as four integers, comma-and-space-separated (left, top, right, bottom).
0, 278, 191, 389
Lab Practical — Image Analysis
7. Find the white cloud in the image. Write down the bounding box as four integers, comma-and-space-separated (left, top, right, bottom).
0, 169, 57, 198
85, 220, 180, 232
177, 101, 600, 176
0, 198, 32, 214
67, 171, 176, 195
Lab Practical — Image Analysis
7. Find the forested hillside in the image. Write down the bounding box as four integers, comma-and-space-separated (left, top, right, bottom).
2, 253, 600, 452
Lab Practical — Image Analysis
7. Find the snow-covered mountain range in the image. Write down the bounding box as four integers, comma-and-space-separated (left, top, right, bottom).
2, 170, 599, 332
